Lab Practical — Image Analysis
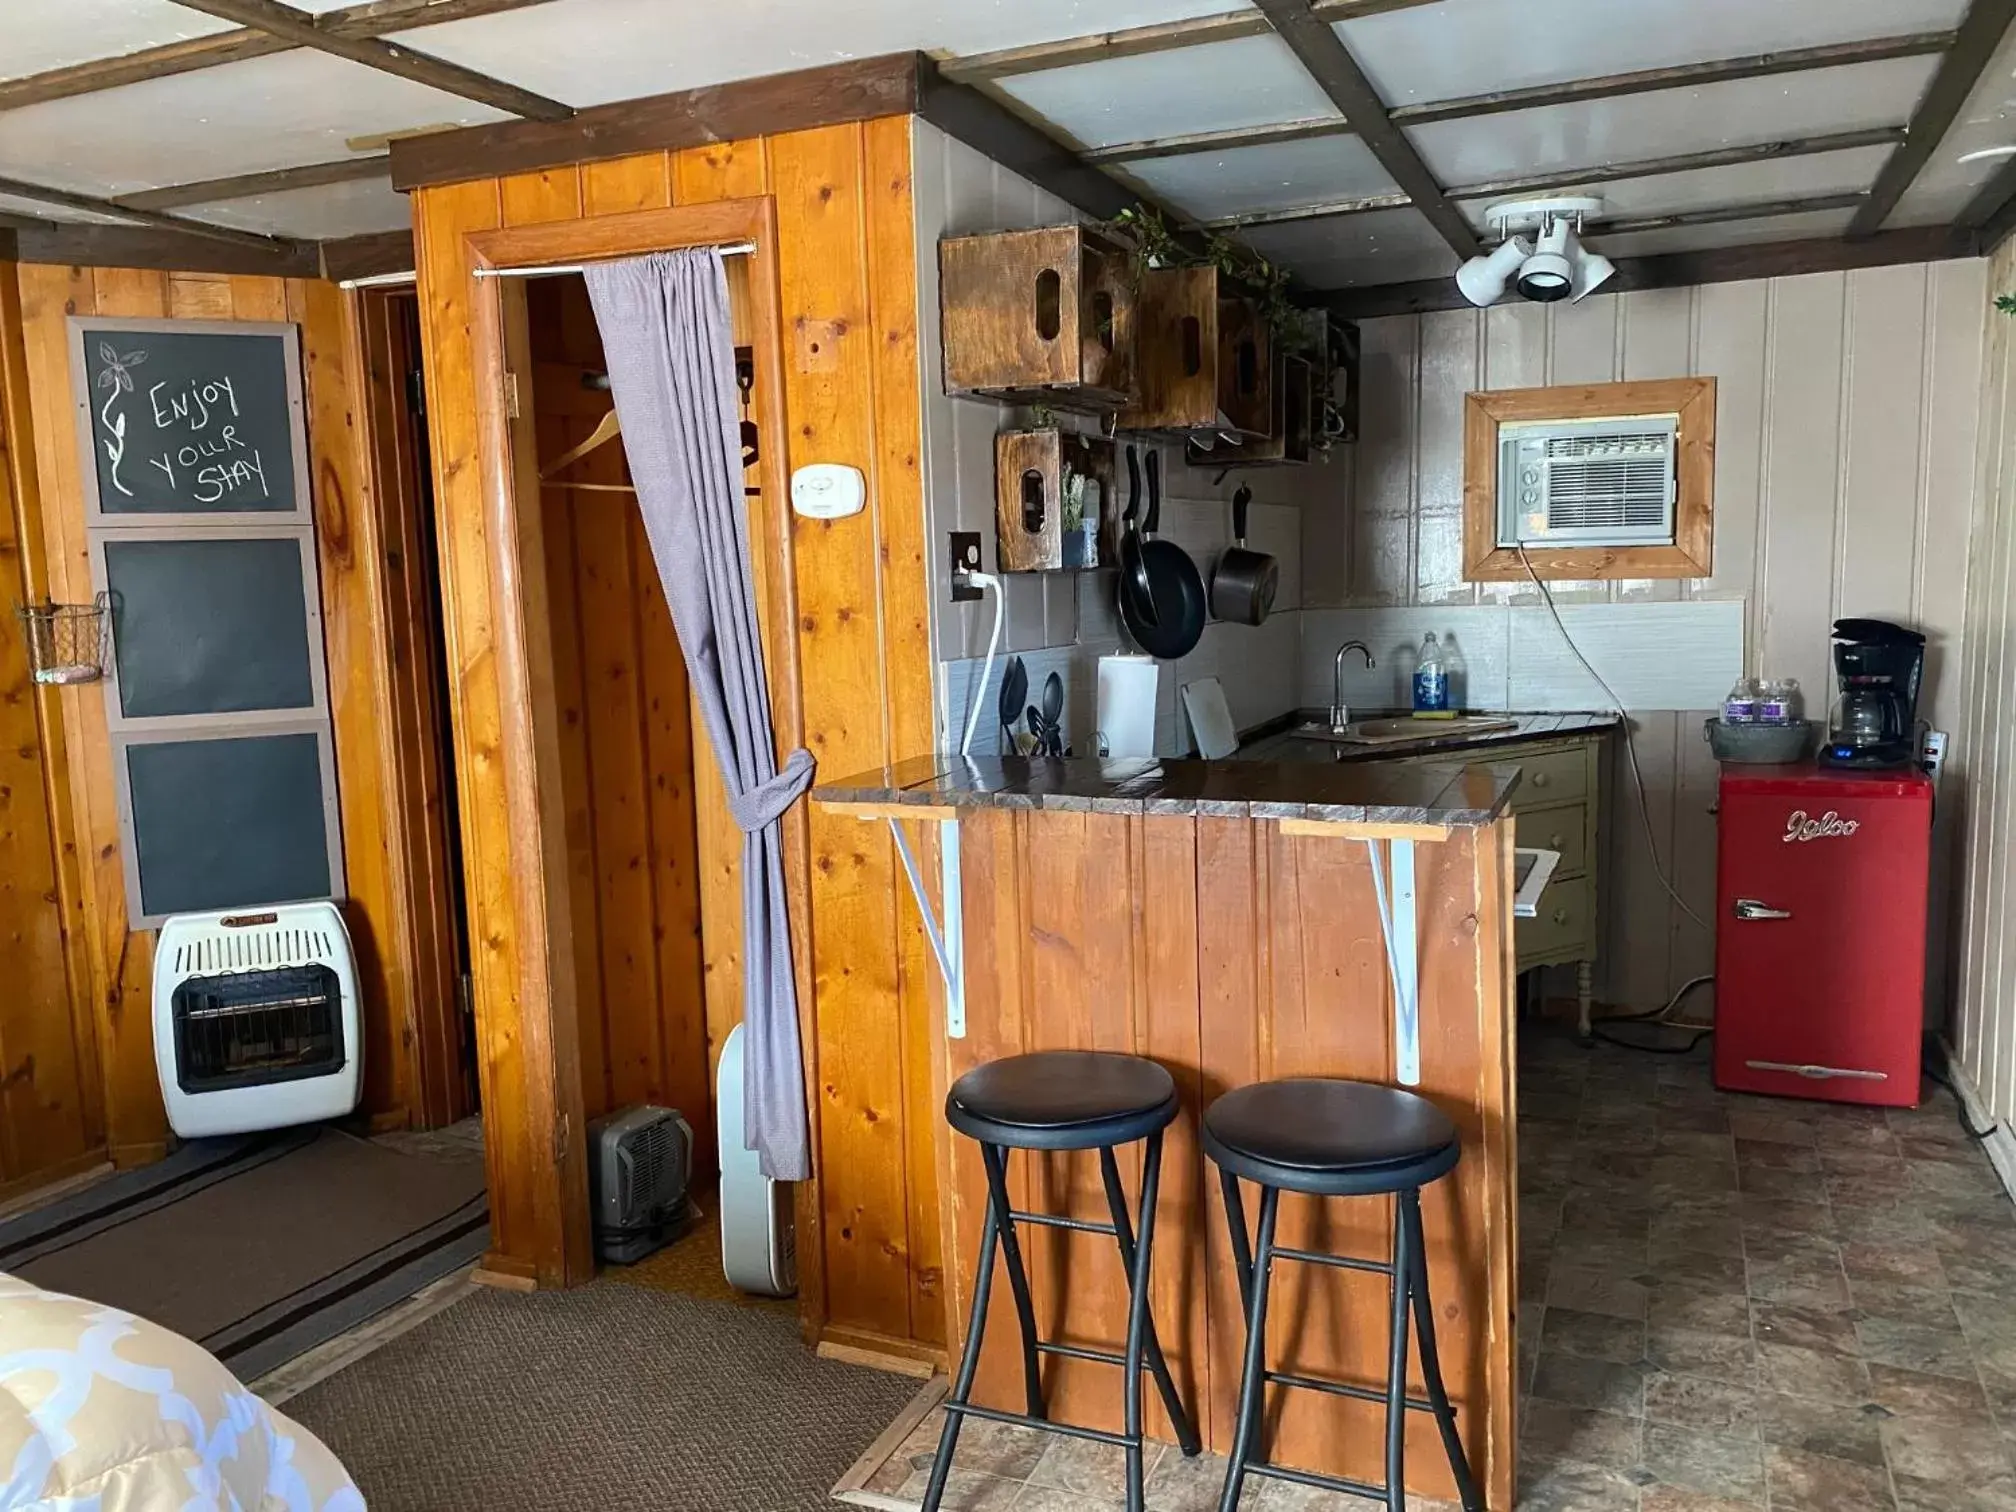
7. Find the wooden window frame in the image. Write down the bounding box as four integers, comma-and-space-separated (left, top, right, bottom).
1462, 377, 1716, 581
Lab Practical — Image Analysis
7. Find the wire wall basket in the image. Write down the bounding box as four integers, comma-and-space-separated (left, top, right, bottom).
17, 595, 111, 685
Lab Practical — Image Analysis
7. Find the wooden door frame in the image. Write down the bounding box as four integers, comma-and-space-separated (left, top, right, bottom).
459, 200, 820, 1305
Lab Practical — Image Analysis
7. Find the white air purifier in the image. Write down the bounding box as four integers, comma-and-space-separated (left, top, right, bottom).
152, 901, 362, 1139
717, 1023, 796, 1297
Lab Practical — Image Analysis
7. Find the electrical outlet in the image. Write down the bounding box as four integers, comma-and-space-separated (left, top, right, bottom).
948, 532, 983, 601
1923, 728, 1949, 781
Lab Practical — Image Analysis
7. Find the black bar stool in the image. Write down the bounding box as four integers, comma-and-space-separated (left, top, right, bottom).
924, 1050, 1201, 1512
1203, 1078, 1483, 1512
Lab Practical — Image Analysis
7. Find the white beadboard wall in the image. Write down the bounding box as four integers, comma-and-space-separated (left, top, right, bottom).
1311, 261, 1989, 1010
1953, 235, 2016, 1152
913, 118, 1341, 758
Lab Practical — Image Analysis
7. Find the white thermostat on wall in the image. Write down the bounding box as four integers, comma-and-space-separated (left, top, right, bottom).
790, 463, 865, 520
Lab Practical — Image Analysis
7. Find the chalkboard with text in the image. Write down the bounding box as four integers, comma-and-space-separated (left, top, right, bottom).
74, 319, 304, 517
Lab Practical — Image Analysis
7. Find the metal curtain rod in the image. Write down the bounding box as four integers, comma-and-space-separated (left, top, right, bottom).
472, 241, 757, 279
337, 269, 417, 290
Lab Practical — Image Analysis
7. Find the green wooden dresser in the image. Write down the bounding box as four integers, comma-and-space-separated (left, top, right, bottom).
1506, 734, 1606, 1034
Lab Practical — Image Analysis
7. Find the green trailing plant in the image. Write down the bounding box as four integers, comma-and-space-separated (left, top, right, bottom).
1103, 203, 1305, 346
1998, 294, 2016, 316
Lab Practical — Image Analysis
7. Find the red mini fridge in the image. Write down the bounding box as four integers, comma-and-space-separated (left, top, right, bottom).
1713, 764, 1932, 1107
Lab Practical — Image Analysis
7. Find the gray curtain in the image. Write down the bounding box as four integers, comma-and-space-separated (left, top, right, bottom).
584, 250, 814, 1181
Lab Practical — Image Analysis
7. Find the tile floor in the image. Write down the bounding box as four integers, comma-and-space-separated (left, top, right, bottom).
841, 1028, 2016, 1511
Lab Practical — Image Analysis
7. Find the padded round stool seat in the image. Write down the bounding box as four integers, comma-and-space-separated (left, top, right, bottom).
947, 1050, 1178, 1151
1203, 1078, 1458, 1196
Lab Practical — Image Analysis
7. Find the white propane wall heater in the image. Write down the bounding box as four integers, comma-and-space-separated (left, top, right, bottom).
1498, 414, 1678, 549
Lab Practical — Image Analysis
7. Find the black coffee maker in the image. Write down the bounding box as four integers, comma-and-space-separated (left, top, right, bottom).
1819, 617, 1925, 770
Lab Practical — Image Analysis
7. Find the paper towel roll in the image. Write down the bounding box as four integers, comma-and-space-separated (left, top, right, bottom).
1097, 654, 1159, 758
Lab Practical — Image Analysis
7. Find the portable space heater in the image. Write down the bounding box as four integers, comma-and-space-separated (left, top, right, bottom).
151, 901, 361, 1138
587, 1105, 695, 1264
717, 1023, 796, 1297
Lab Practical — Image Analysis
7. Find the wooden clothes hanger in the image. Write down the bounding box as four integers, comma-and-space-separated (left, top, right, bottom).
540, 407, 631, 492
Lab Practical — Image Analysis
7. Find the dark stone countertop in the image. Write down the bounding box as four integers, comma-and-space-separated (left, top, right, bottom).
1238, 710, 1622, 764
813, 753, 1522, 828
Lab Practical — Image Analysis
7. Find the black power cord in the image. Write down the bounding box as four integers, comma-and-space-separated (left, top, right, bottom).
1590, 1021, 1714, 1056
1922, 1035, 1998, 1143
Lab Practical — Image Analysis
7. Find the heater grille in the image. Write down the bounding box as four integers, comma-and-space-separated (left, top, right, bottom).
171, 963, 343, 1094
1498, 416, 1678, 547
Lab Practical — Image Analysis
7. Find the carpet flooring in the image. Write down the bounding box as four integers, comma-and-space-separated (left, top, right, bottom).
0, 1126, 488, 1380
284, 1282, 920, 1512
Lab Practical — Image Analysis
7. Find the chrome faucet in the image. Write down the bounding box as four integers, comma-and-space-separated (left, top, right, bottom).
1332, 640, 1374, 732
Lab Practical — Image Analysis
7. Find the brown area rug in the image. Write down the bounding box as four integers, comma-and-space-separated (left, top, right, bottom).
284, 1283, 920, 1512
2, 1127, 487, 1379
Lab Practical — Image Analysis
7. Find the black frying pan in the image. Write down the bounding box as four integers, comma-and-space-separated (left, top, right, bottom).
1121, 449, 1207, 660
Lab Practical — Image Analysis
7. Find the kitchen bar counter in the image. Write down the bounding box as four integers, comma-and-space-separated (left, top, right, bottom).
814, 751, 1521, 829
813, 749, 1520, 1507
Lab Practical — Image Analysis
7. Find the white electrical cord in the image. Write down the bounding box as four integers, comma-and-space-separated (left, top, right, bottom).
1516, 546, 1710, 933
955, 570, 1004, 759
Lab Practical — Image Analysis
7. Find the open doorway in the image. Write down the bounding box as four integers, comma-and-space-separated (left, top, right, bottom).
354, 287, 478, 1129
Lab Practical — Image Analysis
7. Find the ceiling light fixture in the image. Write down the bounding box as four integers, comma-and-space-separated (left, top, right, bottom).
1456, 197, 1613, 308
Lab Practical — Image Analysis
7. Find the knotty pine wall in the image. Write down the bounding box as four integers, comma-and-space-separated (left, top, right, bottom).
409, 119, 943, 1349
1309, 262, 1989, 1011
525, 276, 711, 1154
0, 262, 440, 1186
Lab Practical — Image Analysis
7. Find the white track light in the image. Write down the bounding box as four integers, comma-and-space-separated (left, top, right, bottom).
1517, 219, 1574, 302
1455, 236, 1532, 307
1570, 245, 1615, 302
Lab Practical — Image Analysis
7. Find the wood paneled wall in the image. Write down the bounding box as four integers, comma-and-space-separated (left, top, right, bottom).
1954, 236, 2016, 1146
1312, 262, 1988, 1010
409, 120, 942, 1346
0, 262, 446, 1185
525, 277, 710, 1148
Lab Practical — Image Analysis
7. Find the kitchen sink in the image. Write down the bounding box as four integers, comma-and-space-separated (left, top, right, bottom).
1296, 715, 1520, 744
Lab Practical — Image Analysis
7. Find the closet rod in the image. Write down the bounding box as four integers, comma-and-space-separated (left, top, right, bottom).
473, 242, 756, 280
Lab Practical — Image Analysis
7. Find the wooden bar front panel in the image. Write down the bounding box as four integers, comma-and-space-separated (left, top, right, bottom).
943, 807, 1517, 1507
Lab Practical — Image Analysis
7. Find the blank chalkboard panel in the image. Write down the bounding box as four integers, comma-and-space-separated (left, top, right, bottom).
126, 733, 334, 919
104, 537, 316, 719
80, 324, 299, 515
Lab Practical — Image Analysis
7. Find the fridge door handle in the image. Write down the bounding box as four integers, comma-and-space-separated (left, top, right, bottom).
1733, 897, 1793, 921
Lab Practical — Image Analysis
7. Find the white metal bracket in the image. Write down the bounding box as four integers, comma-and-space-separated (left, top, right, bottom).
1364, 838, 1421, 1086
888, 816, 966, 1039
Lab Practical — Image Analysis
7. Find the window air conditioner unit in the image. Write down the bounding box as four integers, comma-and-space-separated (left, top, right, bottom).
1497, 415, 1678, 549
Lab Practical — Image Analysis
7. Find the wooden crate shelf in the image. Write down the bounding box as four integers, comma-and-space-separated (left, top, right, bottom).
994, 428, 1116, 573
940, 225, 1134, 410
1117, 267, 1270, 436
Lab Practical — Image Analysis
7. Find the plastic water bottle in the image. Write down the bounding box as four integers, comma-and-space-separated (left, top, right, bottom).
1413, 632, 1449, 712
1442, 634, 1468, 711
1758, 678, 1801, 724
1723, 677, 1759, 724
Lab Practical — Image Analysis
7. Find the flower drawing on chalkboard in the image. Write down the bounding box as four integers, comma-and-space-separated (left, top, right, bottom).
95, 342, 146, 498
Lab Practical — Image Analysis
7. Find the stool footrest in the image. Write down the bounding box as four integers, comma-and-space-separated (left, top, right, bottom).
943, 1401, 1133, 1450
1265, 1368, 1441, 1414
1008, 1209, 1119, 1237
1036, 1340, 1127, 1367
1246, 1459, 1388, 1504
1273, 1244, 1391, 1276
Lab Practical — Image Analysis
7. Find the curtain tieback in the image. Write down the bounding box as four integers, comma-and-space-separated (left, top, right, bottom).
728, 746, 816, 833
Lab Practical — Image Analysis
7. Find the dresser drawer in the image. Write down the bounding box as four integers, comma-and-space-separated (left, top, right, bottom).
1517, 874, 1594, 964
1516, 801, 1590, 878
1510, 745, 1589, 807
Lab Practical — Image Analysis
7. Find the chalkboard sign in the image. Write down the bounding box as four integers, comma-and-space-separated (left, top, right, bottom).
122, 732, 339, 921
73, 319, 304, 519
103, 536, 318, 719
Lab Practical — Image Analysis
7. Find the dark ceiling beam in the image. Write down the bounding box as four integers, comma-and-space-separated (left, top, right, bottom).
116, 155, 392, 212
391, 52, 920, 189
1252, 0, 1478, 257
168, 0, 573, 119
1591, 191, 1869, 239
1850, 0, 2016, 236
7, 222, 323, 277
1083, 116, 1353, 166
942, 0, 1437, 82
0, 0, 560, 112
1202, 128, 1907, 231
1389, 32, 1955, 128
320, 227, 416, 281
0, 173, 311, 255
1319, 224, 1980, 320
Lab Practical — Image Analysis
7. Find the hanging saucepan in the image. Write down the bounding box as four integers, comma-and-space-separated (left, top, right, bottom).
1212, 484, 1279, 626
1118, 444, 1157, 629
1120, 448, 1207, 660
